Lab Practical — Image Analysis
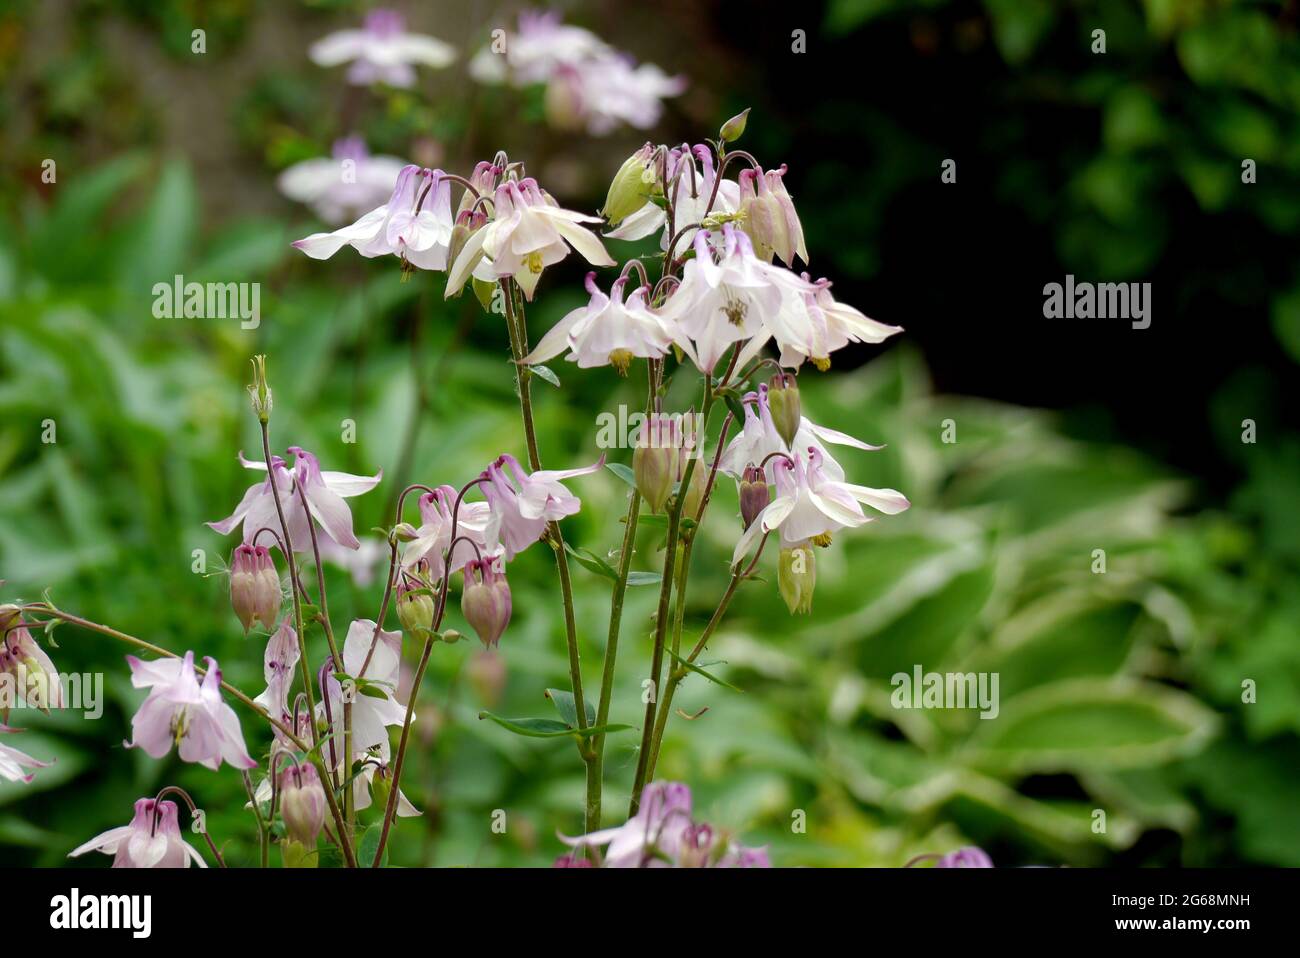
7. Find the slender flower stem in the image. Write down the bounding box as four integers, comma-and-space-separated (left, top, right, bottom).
370, 632, 434, 866
28, 602, 357, 867
500, 278, 596, 830
242, 770, 269, 868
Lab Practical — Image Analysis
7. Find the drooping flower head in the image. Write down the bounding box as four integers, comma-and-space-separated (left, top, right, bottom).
252, 620, 300, 734
229, 543, 281, 634
0, 723, 51, 784
207, 448, 382, 553
461, 558, 512, 649
446, 176, 615, 301
0, 604, 63, 711
401, 485, 498, 578
69, 797, 207, 868
292, 164, 455, 271
310, 9, 456, 88
479, 453, 604, 561
317, 620, 405, 755
124, 652, 257, 771
523, 273, 674, 376
738, 164, 808, 268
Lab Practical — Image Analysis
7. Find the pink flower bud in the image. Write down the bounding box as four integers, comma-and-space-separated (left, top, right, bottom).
279, 762, 326, 848
739, 465, 770, 530
462, 558, 512, 649
230, 544, 281, 633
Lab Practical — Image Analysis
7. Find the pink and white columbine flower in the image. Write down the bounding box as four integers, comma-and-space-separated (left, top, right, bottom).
658, 224, 813, 374
310, 9, 455, 88
560, 781, 770, 868
69, 798, 206, 868
292, 164, 455, 270
521, 273, 674, 375
318, 620, 406, 753
401, 486, 499, 578
752, 273, 902, 371
731, 446, 910, 566
0, 605, 64, 710
737, 164, 808, 268
468, 11, 683, 135
479, 453, 604, 561
446, 177, 615, 302
606, 144, 739, 249
124, 652, 257, 771
277, 136, 408, 225
207, 447, 382, 552
0, 723, 50, 783
719, 383, 883, 483
252, 621, 300, 733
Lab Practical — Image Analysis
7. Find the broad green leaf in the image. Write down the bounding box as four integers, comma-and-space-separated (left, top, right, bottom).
544, 688, 596, 727
477, 711, 631, 739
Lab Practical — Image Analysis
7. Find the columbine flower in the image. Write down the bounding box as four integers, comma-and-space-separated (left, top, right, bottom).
479, 453, 604, 560
69, 798, 206, 868
731, 446, 910, 566
277, 136, 408, 225
521, 273, 674, 375
0, 723, 50, 783
607, 144, 740, 250
658, 224, 810, 374
125, 652, 256, 771
0, 605, 63, 711
279, 763, 326, 848
207, 448, 382, 552
292, 164, 455, 271
252, 621, 300, 732
318, 620, 405, 754
757, 274, 902, 371
400, 485, 498, 578
352, 741, 421, 818
937, 847, 994, 868
560, 781, 770, 868
738, 165, 808, 268
468, 11, 683, 135
719, 383, 883, 484
310, 9, 455, 88
446, 177, 615, 301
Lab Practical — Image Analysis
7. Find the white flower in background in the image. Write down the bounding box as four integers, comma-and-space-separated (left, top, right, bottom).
731, 446, 910, 565
468, 9, 684, 135
719, 382, 884, 483
606, 143, 740, 250
277, 136, 407, 225
522, 273, 675, 374
751, 274, 903, 371
292, 164, 455, 271
310, 9, 455, 88
446, 177, 615, 301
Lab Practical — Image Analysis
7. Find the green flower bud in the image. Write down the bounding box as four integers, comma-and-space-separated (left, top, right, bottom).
778, 543, 816, 615
396, 580, 435, 636
765, 374, 802, 450
602, 143, 657, 227
633, 413, 681, 514
719, 108, 750, 144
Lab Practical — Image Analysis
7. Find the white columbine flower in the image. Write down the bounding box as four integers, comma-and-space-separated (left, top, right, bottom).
719, 383, 883, 483
480, 453, 604, 561
446, 177, 615, 301
69, 798, 207, 868
521, 273, 675, 375
606, 144, 740, 250
731, 446, 910, 565
754, 274, 902, 371
401, 485, 499, 579
0, 723, 50, 784
277, 136, 408, 225
310, 9, 455, 88
318, 620, 406, 754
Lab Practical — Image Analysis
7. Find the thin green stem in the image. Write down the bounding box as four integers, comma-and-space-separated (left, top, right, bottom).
370, 632, 434, 866
242, 770, 269, 868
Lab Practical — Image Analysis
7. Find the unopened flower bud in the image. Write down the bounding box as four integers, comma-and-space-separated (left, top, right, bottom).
602, 143, 656, 227
448, 208, 485, 271
247, 354, 273, 422
778, 543, 816, 615
370, 763, 393, 814
680, 456, 707, 521
739, 465, 770, 530
396, 579, 435, 636
719, 108, 750, 144
230, 544, 281, 634
766, 374, 801, 450
462, 559, 512, 649
441, 628, 462, 645
633, 413, 681, 514
279, 763, 326, 851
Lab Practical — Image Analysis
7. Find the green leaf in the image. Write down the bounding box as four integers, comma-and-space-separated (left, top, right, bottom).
358, 824, 389, 867
605, 462, 636, 487
545, 688, 596, 727
665, 647, 743, 692
626, 571, 663, 586
563, 542, 618, 581
967, 678, 1219, 774
477, 711, 632, 739
531, 364, 561, 388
